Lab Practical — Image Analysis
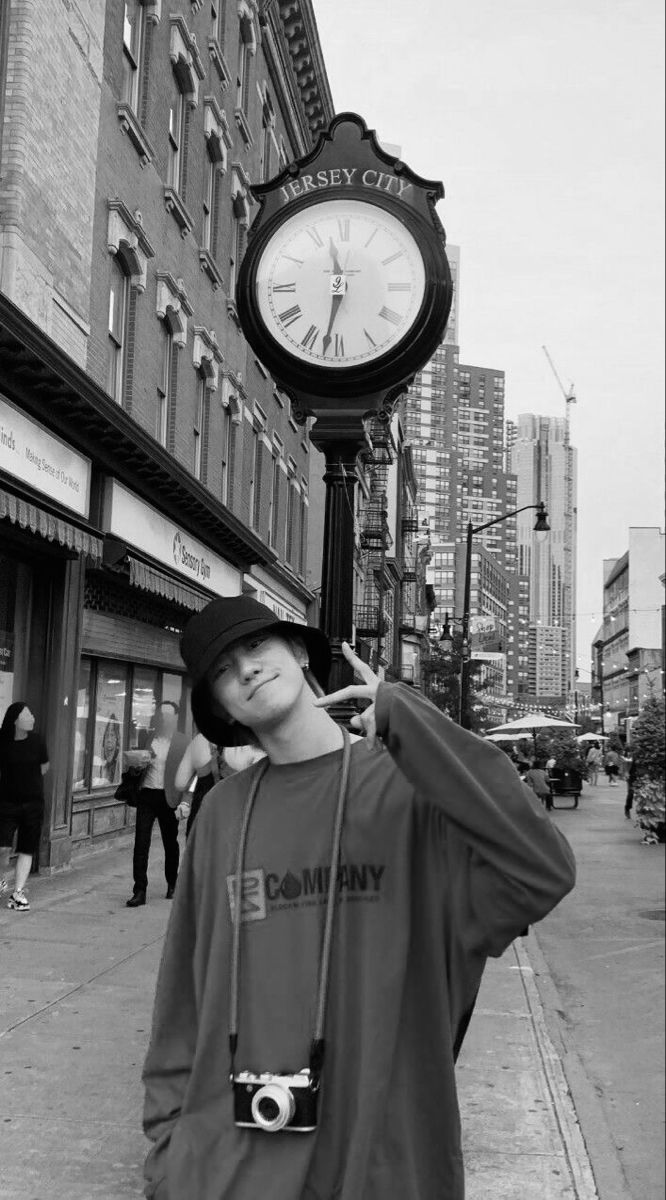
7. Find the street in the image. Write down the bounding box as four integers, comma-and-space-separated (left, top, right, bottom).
533, 776, 665, 1200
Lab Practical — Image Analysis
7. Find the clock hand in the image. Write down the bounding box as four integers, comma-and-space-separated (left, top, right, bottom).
322, 238, 346, 355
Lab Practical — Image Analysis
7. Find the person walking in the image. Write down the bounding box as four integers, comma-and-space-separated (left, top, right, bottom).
141, 596, 576, 1200
586, 742, 602, 785
0, 702, 50, 912
624, 751, 638, 819
125, 702, 188, 908
174, 731, 216, 838
604, 746, 621, 786
524, 759, 554, 811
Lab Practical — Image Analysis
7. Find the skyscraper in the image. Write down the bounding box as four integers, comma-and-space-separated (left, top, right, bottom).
404, 247, 521, 714
507, 415, 578, 700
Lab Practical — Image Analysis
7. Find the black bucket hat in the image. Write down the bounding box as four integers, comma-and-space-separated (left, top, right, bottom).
181, 595, 331, 746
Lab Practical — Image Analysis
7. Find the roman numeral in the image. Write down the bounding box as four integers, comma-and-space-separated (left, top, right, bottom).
272, 282, 296, 293
337, 218, 350, 241
382, 251, 404, 266
306, 226, 324, 247
281, 254, 304, 267
301, 324, 319, 350
363, 328, 377, 347
364, 228, 378, 248
279, 305, 302, 327
379, 306, 402, 325
387, 282, 412, 292
334, 333, 345, 357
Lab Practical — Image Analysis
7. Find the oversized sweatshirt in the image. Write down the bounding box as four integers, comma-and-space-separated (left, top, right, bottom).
142, 683, 576, 1200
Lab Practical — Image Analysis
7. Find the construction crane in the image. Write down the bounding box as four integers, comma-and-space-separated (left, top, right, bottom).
542, 345, 576, 407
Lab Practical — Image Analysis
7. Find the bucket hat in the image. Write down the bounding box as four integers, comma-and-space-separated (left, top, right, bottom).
181, 595, 331, 746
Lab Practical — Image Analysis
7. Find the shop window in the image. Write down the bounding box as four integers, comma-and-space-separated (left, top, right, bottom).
92, 661, 129, 791
108, 256, 130, 404
73, 658, 185, 796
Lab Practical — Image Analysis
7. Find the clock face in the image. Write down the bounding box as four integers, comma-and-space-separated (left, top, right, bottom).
254, 198, 427, 368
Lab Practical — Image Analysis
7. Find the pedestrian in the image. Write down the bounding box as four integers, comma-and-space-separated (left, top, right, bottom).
125, 701, 189, 908
141, 596, 576, 1200
0, 702, 50, 912
604, 746, 621, 786
174, 730, 216, 838
586, 742, 601, 785
524, 759, 554, 811
624, 751, 638, 819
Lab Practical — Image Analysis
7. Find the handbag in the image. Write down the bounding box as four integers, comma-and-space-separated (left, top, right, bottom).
114, 766, 147, 808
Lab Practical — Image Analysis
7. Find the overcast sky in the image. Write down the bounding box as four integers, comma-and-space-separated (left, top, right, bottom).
312, 0, 665, 676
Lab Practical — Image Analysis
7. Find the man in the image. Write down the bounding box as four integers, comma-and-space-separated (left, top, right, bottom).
586, 741, 601, 785
126, 701, 188, 908
142, 597, 575, 1199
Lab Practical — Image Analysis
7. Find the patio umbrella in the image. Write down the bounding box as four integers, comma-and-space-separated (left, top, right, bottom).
484, 732, 519, 742
577, 732, 609, 742
487, 712, 580, 752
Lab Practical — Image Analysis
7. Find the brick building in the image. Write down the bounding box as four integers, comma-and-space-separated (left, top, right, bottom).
0, 0, 333, 865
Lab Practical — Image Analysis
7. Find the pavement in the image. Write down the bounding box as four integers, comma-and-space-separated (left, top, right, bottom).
0, 829, 602, 1200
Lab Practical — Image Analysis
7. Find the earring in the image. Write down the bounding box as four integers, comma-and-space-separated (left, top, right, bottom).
301, 660, 309, 670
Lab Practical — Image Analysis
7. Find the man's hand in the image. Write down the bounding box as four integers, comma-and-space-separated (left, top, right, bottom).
313, 641, 382, 748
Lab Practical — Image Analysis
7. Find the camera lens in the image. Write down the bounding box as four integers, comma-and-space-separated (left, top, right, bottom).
251, 1082, 296, 1132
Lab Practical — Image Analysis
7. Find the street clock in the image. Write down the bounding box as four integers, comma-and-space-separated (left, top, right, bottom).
236, 112, 453, 420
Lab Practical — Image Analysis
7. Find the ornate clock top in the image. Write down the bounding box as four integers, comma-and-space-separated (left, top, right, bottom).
236, 112, 452, 420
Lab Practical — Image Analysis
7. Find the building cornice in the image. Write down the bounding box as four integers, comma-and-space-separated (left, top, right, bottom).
0, 294, 274, 572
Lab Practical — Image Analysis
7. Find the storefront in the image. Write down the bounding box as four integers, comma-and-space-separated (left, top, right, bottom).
0, 392, 103, 868
69, 480, 243, 854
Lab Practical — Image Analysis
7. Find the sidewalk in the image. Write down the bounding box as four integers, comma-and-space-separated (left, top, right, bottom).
0, 835, 598, 1200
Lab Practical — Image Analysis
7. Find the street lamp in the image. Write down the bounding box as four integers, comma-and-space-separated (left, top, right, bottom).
439, 611, 454, 654
458, 501, 550, 728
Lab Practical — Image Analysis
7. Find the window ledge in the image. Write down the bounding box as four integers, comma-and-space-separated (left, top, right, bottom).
164, 187, 194, 237
199, 247, 225, 290
234, 106, 254, 147
209, 37, 232, 89
117, 103, 156, 166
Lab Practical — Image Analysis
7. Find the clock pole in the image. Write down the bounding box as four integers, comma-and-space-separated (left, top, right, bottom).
309, 415, 368, 713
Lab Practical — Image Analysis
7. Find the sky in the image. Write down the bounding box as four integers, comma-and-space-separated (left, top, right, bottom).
312, 0, 665, 676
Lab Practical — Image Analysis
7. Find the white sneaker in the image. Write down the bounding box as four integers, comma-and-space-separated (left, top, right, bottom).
7, 890, 30, 911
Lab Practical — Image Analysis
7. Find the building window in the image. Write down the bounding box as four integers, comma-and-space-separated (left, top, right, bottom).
211, 0, 224, 48
194, 375, 206, 480
157, 322, 173, 447
122, 1, 146, 112
285, 474, 297, 565
228, 176, 250, 303
168, 88, 187, 193
202, 156, 215, 251
236, 19, 254, 114
260, 88, 275, 181
269, 451, 281, 548
299, 484, 308, 575
220, 404, 232, 505
107, 257, 130, 404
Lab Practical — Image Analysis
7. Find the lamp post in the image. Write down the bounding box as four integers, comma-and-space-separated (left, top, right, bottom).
459, 501, 550, 729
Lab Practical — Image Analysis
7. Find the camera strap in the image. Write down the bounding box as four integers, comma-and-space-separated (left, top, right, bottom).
229, 727, 352, 1091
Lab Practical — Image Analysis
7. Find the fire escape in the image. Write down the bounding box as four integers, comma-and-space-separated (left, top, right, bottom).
354, 416, 394, 670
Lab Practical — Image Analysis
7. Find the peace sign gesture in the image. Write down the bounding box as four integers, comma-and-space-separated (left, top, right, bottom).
313, 641, 382, 749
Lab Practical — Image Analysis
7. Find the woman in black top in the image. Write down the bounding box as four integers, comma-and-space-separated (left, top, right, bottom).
0, 701, 50, 911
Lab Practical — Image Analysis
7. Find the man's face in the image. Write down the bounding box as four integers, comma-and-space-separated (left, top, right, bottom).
209, 634, 306, 734
156, 704, 178, 737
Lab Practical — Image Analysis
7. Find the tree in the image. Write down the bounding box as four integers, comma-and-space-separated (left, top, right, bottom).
535, 730, 587, 776
631, 691, 665, 844
422, 633, 490, 733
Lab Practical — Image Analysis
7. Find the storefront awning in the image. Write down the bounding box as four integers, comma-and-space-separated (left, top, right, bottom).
0, 487, 103, 562
128, 556, 210, 612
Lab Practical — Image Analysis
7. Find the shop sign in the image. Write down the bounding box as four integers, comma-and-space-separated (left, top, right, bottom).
0, 394, 91, 517
0, 630, 13, 713
258, 588, 306, 625
104, 480, 241, 596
